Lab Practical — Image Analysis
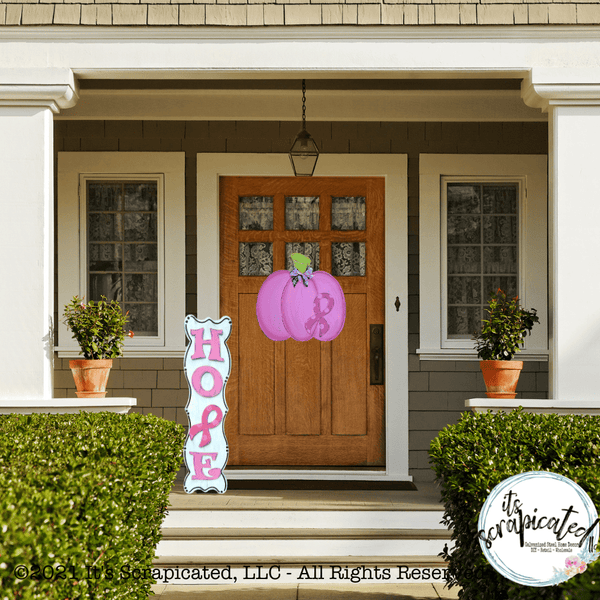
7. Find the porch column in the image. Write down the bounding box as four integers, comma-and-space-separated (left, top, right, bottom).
0, 69, 78, 400
523, 70, 600, 401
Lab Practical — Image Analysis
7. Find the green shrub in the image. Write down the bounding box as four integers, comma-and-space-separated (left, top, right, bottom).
0, 412, 185, 599
429, 409, 600, 600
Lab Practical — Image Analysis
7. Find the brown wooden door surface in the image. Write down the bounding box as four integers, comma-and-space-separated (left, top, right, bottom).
220, 176, 384, 467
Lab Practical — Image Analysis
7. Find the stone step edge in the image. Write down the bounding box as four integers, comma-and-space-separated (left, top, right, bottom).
162, 510, 447, 528
160, 528, 452, 540
153, 556, 449, 567
166, 506, 445, 512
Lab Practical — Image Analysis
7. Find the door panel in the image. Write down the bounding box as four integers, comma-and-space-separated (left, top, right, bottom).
285, 338, 321, 435
238, 293, 274, 435
220, 176, 385, 467
331, 294, 367, 436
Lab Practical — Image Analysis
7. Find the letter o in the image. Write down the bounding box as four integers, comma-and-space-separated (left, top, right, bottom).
192, 366, 223, 398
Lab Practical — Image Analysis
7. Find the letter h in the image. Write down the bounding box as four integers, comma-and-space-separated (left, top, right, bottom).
190, 328, 224, 362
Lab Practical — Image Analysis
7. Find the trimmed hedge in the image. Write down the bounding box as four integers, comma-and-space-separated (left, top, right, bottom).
0, 412, 185, 599
430, 409, 600, 600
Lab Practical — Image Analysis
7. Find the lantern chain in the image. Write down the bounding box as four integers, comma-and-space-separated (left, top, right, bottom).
302, 79, 306, 129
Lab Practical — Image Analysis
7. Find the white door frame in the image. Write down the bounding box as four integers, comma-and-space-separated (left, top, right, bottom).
197, 153, 409, 482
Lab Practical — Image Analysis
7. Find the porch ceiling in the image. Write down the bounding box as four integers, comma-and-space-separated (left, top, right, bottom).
79, 78, 522, 91
59, 78, 544, 121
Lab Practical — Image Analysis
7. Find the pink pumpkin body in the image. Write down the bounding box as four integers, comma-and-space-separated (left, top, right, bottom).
256, 270, 291, 341
256, 270, 346, 342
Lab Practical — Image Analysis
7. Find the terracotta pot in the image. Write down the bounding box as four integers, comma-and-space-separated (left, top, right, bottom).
69, 359, 113, 398
479, 360, 523, 399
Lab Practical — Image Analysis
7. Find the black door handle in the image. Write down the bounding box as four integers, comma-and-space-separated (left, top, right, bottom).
370, 325, 384, 385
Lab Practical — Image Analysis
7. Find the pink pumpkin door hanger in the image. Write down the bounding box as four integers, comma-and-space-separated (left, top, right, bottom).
256, 253, 346, 342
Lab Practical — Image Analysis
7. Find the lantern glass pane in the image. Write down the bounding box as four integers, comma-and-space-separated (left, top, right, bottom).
289, 134, 319, 177
290, 154, 319, 177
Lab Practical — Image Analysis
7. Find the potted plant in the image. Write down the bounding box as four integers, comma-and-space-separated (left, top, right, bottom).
474, 289, 539, 399
63, 296, 134, 398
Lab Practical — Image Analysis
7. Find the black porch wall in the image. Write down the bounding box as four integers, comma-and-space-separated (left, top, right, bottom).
53, 119, 549, 482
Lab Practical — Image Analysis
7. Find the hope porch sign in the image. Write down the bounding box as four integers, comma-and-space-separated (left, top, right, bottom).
183, 315, 232, 494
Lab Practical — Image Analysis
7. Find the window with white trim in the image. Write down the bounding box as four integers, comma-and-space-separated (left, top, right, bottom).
57, 153, 186, 357
418, 155, 548, 361
86, 178, 161, 337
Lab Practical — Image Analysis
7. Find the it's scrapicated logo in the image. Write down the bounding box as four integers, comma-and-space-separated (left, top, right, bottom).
478, 471, 600, 586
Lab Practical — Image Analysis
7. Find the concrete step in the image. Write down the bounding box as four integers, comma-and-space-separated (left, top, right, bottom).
152, 482, 454, 596
156, 507, 450, 565
150, 583, 460, 599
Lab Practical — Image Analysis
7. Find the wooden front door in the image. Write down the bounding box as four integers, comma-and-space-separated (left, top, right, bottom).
220, 176, 384, 467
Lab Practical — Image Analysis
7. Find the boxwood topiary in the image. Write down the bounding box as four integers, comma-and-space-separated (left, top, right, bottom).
430, 409, 600, 600
0, 411, 185, 599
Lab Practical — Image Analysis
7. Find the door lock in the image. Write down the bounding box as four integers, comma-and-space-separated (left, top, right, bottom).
370, 325, 384, 385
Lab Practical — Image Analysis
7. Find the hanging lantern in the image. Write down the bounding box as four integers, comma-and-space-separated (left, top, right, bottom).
289, 79, 319, 177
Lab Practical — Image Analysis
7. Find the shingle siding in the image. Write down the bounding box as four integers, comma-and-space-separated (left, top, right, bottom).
2, 0, 597, 25
53, 118, 548, 482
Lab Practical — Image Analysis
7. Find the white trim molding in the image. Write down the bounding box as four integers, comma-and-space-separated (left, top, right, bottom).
466, 398, 600, 415
418, 154, 548, 361
4, 28, 600, 83
0, 68, 78, 113
0, 398, 136, 415
522, 68, 600, 112
196, 153, 410, 482
56, 152, 186, 358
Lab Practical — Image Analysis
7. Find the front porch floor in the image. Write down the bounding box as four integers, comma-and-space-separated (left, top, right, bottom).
166, 480, 444, 511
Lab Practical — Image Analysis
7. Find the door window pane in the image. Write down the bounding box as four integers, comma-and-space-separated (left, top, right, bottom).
239, 242, 273, 276
285, 243, 320, 271
331, 196, 366, 231
332, 242, 366, 276
87, 181, 158, 337
285, 196, 319, 230
239, 196, 273, 231
446, 182, 519, 338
